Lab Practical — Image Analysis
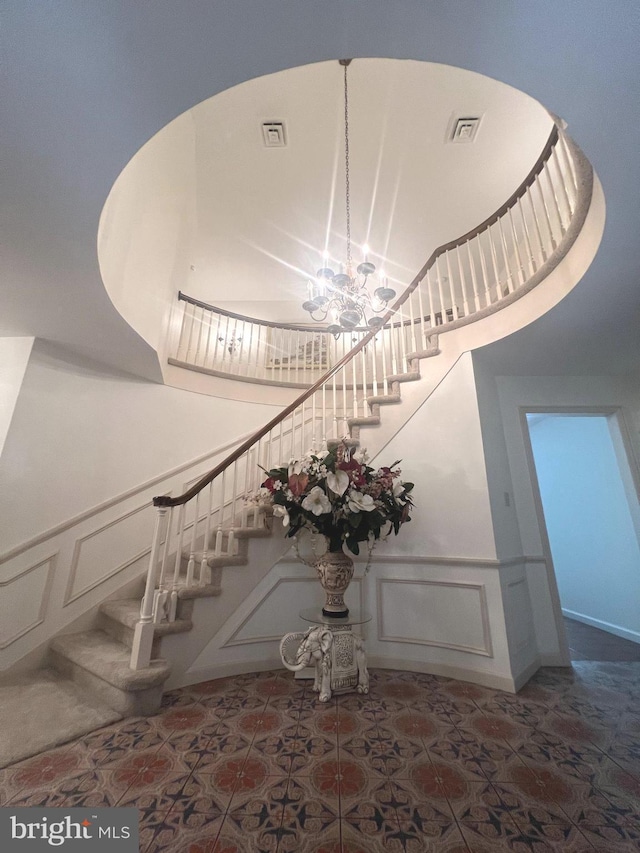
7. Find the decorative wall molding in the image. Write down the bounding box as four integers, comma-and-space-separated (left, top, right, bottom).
63, 502, 153, 605
222, 575, 365, 648
0, 554, 57, 648
376, 577, 493, 656
278, 553, 544, 569
0, 430, 258, 565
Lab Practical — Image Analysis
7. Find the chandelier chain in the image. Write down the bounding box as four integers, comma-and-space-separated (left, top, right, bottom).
343, 61, 351, 272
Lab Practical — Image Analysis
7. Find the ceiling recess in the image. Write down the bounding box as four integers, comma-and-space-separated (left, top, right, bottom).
262, 121, 287, 147
450, 116, 481, 143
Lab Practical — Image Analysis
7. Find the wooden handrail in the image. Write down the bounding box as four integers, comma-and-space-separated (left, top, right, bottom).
179, 289, 448, 332
156, 123, 564, 509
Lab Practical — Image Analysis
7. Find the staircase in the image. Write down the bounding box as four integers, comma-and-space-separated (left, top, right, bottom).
0, 119, 594, 764
46, 338, 442, 718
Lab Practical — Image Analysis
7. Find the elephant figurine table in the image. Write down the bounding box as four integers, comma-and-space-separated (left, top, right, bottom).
279, 621, 369, 702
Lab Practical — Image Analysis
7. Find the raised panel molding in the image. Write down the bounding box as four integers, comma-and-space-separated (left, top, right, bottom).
376, 577, 493, 656
63, 502, 153, 605
223, 576, 365, 647
0, 554, 57, 648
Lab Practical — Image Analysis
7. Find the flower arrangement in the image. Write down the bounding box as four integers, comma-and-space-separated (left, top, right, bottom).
256, 442, 414, 555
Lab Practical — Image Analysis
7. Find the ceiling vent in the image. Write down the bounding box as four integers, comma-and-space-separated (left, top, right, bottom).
448, 116, 481, 143
262, 121, 287, 147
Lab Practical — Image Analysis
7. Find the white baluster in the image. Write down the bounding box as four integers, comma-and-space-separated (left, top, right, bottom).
516, 196, 536, 276
186, 493, 199, 586
131, 505, 169, 670
215, 470, 225, 557
508, 207, 526, 287
466, 240, 481, 312
456, 248, 470, 316
477, 233, 492, 306
445, 251, 459, 320
200, 481, 213, 586
381, 325, 389, 395
169, 504, 186, 621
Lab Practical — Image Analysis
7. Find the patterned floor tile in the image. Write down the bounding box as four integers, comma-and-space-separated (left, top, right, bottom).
251, 723, 336, 774
4, 742, 92, 793
428, 729, 519, 782
227, 770, 288, 817
142, 810, 223, 853
118, 771, 198, 816
515, 728, 608, 783
81, 717, 168, 767
388, 819, 473, 853
7, 664, 640, 852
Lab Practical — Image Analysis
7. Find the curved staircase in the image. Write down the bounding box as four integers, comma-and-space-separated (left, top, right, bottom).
0, 120, 598, 766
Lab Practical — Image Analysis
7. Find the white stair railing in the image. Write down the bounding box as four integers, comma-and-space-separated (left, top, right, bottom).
131, 124, 593, 670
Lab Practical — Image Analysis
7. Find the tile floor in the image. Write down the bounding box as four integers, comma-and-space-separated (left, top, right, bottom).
1, 664, 640, 851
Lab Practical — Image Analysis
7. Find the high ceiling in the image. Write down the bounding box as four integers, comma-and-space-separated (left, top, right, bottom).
3, 2, 640, 378
101, 59, 551, 324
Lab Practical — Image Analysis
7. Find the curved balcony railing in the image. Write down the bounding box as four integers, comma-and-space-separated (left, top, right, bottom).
131, 125, 593, 669
170, 124, 584, 388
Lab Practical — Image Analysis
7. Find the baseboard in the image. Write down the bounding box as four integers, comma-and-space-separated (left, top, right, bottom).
562, 608, 640, 645
365, 655, 519, 693
177, 657, 284, 689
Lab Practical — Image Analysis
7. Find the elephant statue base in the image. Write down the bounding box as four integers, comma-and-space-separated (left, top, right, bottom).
279, 623, 369, 703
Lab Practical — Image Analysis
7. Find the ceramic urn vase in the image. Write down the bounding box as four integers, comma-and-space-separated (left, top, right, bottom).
315, 548, 354, 617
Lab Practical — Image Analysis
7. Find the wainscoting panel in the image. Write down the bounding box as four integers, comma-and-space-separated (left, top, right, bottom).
64, 502, 154, 604
0, 554, 56, 648
376, 577, 492, 656
225, 576, 365, 647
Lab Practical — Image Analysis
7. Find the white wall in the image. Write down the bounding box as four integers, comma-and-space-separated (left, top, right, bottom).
0, 342, 280, 553
98, 113, 196, 354
374, 352, 497, 560
170, 352, 541, 693
488, 370, 640, 662
0, 337, 34, 458
528, 413, 640, 643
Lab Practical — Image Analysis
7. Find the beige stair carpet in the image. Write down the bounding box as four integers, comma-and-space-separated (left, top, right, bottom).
0, 669, 121, 768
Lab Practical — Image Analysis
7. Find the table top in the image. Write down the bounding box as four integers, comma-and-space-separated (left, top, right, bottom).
299, 607, 372, 627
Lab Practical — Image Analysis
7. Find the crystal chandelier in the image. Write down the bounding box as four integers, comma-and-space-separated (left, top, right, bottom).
302, 59, 396, 336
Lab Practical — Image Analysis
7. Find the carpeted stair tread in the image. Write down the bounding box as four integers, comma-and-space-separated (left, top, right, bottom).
100, 599, 193, 635
0, 669, 122, 769
385, 371, 421, 383
366, 394, 402, 406
180, 551, 248, 568
51, 630, 170, 690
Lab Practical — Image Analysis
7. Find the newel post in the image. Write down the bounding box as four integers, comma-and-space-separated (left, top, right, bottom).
130, 504, 169, 670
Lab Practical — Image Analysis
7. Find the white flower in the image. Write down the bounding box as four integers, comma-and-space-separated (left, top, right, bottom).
302, 486, 332, 516
348, 491, 376, 513
393, 480, 405, 498
272, 505, 290, 527
288, 460, 303, 477
326, 468, 349, 496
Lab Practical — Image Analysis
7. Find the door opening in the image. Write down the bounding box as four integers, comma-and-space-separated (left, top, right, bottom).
526, 411, 640, 661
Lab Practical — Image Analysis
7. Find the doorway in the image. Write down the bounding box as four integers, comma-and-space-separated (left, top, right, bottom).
526, 411, 640, 661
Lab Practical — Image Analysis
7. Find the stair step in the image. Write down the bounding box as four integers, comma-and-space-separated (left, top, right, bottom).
50, 630, 170, 716
182, 551, 248, 568
51, 630, 170, 690
367, 394, 402, 406
348, 415, 381, 427
386, 371, 421, 383
234, 527, 271, 539
406, 347, 440, 360
100, 599, 193, 636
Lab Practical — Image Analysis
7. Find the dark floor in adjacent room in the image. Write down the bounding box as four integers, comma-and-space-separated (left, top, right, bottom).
564, 617, 640, 662
1, 662, 639, 852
